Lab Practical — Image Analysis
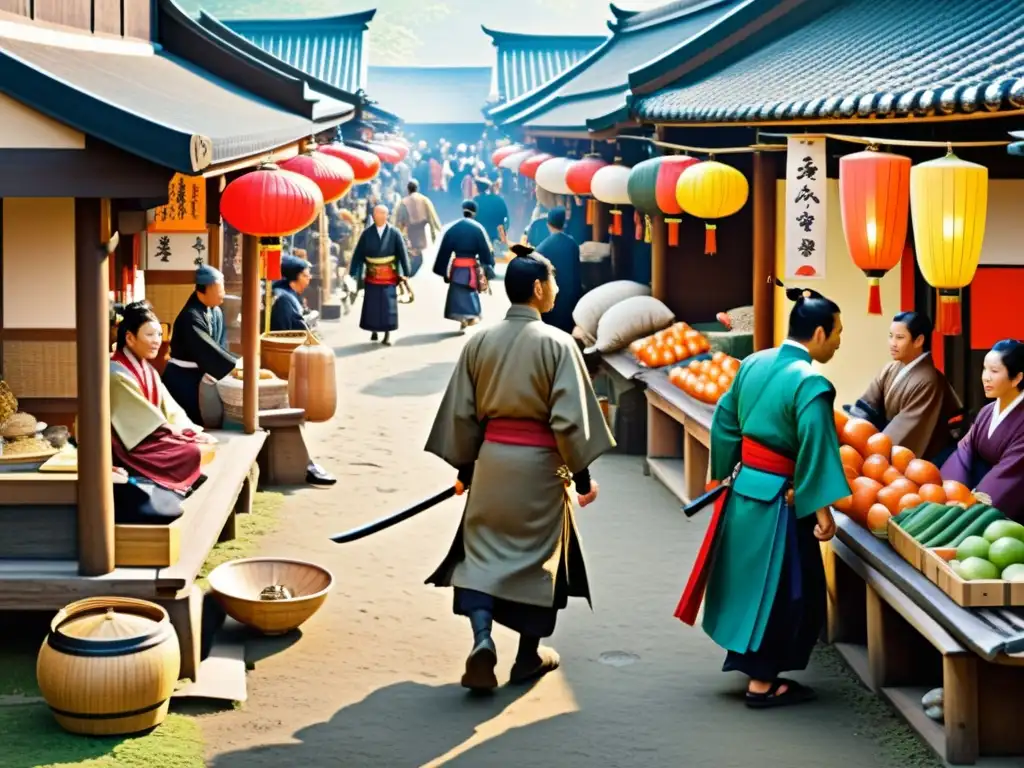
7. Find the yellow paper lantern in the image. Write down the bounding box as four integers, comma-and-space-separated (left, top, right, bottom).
675, 160, 749, 255
910, 151, 988, 336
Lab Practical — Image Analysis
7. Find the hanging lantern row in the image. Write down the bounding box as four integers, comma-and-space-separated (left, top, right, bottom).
627, 155, 699, 246
519, 152, 553, 180
535, 156, 576, 196
591, 162, 632, 236
492, 143, 523, 166
321, 143, 380, 184
566, 155, 609, 225
675, 160, 749, 255
838, 149, 911, 316
279, 151, 355, 204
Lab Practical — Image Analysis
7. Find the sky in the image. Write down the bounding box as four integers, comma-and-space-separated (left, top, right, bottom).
184, 0, 672, 66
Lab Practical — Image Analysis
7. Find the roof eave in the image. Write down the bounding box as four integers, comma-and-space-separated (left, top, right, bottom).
218, 8, 376, 30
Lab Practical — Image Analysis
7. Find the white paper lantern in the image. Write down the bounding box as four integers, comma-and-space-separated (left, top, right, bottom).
535, 157, 576, 195
591, 164, 632, 204
500, 149, 538, 173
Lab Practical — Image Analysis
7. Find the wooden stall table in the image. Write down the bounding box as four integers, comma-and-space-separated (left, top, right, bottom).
826, 513, 1024, 766
636, 368, 714, 504
593, 352, 649, 456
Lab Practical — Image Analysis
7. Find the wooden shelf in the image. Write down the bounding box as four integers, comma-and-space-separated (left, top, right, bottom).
880, 686, 948, 763
834, 641, 871, 688
647, 458, 687, 504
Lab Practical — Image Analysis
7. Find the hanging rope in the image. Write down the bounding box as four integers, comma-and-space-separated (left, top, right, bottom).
756, 131, 1010, 149
616, 134, 788, 156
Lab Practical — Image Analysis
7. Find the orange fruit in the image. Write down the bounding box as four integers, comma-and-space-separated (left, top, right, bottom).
881, 467, 904, 486
867, 503, 893, 534
861, 454, 891, 483
876, 485, 906, 515
839, 445, 864, 473
887, 477, 920, 497
897, 493, 923, 511
865, 432, 893, 461
712, 351, 726, 364
891, 445, 916, 474
841, 418, 878, 457
918, 483, 947, 503
834, 408, 850, 434
942, 480, 975, 505
834, 494, 854, 514
844, 465, 859, 483
849, 478, 883, 527
905, 459, 943, 487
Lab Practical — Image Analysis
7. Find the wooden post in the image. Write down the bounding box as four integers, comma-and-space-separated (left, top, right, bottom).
241, 234, 260, 434
206, 176, 223, 271
650, 213, 668, 301
752, 151, 777, 351
319, 210, 331, 306
75, 198, 115, 576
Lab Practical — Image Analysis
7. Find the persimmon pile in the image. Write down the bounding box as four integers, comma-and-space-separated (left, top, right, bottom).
668, 352, 741, 405
833, 410, 974, 535
629, 322, 712, 368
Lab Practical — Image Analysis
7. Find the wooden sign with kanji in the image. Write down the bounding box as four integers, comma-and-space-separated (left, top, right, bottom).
149, 173, 206, 232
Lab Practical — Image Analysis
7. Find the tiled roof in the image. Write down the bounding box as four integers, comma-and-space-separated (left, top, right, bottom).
366, 66, 493, 125
0, 0, 351, 173
221, 11, 373, 94
634, 0, 1024, 123
488, 0, 741, 132
481, 28, 605, 105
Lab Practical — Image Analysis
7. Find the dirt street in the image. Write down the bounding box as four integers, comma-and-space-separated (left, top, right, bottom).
201, 270, 927, 768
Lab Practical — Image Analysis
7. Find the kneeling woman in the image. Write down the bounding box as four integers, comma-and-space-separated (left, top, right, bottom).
941, 340, 1024, 520
111, 302, 214, 492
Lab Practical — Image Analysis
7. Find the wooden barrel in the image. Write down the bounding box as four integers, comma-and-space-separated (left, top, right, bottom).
261, 331, 309, 379
289, 337, 337, 423
37, 597, 181, 736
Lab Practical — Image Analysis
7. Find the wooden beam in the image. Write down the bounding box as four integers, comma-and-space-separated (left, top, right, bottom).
241, 234, 260, 434
650, 213, 668, 301
319, 210, 330, 305
206, 176, 223, 271
752, 151, 777, 351
592, 201, 610, 246
74, 197, 115, 576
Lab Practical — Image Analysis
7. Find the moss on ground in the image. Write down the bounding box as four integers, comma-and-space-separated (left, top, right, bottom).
0, 491, 283, 766
814, 644, 942, 768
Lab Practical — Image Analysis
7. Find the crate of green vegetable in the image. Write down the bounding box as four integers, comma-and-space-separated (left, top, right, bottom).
924, 518, 1024, 608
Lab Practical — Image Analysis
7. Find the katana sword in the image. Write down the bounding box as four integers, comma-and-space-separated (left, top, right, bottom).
329, 487, 457, 543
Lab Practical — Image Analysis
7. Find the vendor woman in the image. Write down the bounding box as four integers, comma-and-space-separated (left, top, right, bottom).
942, 340, 1024, 521
111, 302, 214, 492
849, 311, 960, 460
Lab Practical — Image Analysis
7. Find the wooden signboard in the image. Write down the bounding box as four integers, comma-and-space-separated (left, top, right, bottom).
143, 232, 210, 271
149, 173, 206, 233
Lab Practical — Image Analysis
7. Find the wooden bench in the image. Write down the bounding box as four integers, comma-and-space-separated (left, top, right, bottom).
637, 369, 713, 505
827, 514, 1024, 765
0, 429, 267, 682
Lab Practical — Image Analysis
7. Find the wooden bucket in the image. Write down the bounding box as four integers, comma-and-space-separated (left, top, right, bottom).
37, 597, 180, 736
261, 330, 309, 379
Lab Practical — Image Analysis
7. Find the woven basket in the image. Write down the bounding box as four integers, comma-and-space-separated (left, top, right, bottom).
261, 331, 312, 380
216, 374, 288, 424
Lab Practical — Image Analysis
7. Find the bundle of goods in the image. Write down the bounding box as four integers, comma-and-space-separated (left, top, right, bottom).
628, 322, 713, 368
668, 352, 740, 405
216, 369, 288, 424
0, 409, 60, 468
832, 411, 975, 536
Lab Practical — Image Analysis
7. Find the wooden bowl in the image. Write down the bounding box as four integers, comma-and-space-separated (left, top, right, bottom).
207, 557, 333, 635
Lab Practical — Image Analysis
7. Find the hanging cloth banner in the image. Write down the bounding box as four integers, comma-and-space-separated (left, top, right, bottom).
784, 136, 827, 280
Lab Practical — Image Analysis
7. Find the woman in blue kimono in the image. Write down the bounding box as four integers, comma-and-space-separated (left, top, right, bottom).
534, 207, 582, 335
269, 255, 311, 332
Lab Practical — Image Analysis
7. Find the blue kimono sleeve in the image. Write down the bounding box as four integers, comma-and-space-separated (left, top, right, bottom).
793, 380, 850, 519
270, 294, 306, 332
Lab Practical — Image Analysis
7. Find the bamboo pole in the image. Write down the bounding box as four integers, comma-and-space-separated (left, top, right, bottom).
241, 234, 260, 434
74, 197, 115, 576
752, 151, 777, 351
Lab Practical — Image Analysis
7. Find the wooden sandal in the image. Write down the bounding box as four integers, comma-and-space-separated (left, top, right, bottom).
745, 678, 816, 709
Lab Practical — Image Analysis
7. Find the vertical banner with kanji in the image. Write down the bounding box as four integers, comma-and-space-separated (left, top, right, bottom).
785, 136, 827, 280
149, 173, 207, 233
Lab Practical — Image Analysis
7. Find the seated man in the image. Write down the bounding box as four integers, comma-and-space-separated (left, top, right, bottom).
111, 302, 215, 494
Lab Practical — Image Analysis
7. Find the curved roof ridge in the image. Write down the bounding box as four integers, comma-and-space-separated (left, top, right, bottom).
481, 26, 607, 46
219, 9, 376, 28
612, 0, 735, 33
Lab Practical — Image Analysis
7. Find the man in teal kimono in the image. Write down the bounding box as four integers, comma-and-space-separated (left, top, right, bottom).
678, 285, 850, 708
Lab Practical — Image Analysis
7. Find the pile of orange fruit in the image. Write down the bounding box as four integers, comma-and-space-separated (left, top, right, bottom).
668, 352, 741, 405
833, 410, 973, 534
629, 322, 712, 368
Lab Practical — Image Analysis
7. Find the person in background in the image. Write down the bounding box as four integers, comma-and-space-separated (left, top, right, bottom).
270, 255, 313, 332
472, 178, 509, 257
677, 285, 847, 709
394, 179, 442, 277
112, 302, 213, 493
524, 202, 551, 248
534, 207, 582, 335
163, 265, 238, 426
848, 311, 960, 460
424, 245, 614, 692
350, 203, 412, 346
432, 199, 494, 331
941, 339, 1024, 520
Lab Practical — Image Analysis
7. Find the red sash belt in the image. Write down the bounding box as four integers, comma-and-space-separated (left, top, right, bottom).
452, 256, 479, 291
366, 261, 399, 286
674, 437, 793, 626
484, 418, 557, 449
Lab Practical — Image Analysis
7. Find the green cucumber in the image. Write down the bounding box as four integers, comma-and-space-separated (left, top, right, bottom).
904, 504, 946, 538
949, 508, 1007, 548
925, 504, 989, 548
894, 502, 932, 529
921, 506, 973, 547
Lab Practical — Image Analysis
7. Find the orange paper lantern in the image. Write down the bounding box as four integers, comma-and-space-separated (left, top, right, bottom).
839, 150, 911, 315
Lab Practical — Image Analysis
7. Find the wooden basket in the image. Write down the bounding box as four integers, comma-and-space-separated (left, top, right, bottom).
36, 597, 180, 736
887, 518, 927, 571
216, 375, 288, 424
208, 557, 333, 635
261, 331, 311, 380
922, 547, 1024, 608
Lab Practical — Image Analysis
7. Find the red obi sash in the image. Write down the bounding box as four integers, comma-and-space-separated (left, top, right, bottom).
366, 259, 399, 286
452, 256, 480, 291
111, 349, 160, 408
484, 418, 558, 449
674, 437, 794, 626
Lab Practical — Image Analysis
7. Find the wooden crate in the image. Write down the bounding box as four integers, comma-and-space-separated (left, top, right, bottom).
922, 547, 1024, 608
115, 521, 181, 567
887, 518, 926, 571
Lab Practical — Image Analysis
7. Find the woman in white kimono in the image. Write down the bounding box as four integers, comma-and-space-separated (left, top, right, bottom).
110, 302, 214, 492
848, 311, 960, 460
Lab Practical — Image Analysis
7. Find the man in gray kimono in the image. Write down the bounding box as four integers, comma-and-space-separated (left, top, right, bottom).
425, 244, 615, 692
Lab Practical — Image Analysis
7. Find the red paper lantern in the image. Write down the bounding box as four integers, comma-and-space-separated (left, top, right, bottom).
492, 144, 522, 167
519, 153, 553, 180
839, 150, 911, 315
320, 143, 380, 183
379, 139, 409, 162
565, 155, 609, 225
279, 152, 354, 204
365, 142, 403, 165
220, 165, 323, 237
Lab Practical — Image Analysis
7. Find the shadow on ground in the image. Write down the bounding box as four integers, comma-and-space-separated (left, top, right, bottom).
359, 362, 454, 398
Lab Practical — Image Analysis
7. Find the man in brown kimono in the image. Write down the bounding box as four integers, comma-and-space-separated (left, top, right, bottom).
425, 244, 615, 692
849, 311, 961, 459
393, 179, 441, 276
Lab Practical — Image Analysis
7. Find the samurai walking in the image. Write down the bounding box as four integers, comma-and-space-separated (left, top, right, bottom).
350, 204, 412, 346
432, 199, 495, 331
